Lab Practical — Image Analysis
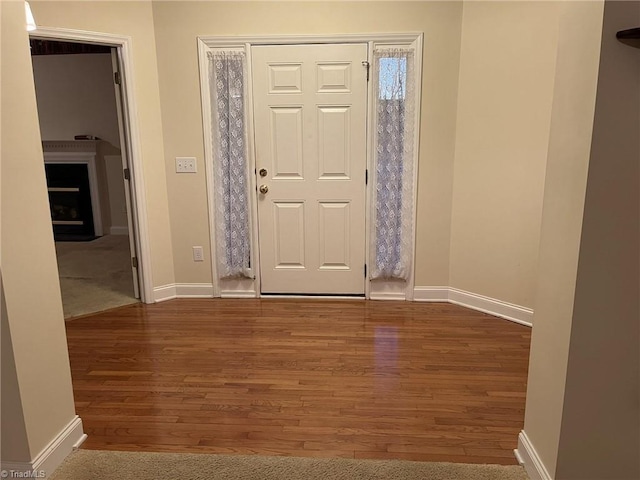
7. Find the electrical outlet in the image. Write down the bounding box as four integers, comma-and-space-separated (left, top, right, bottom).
192, 246, 204, 262
176, 157, 197, 173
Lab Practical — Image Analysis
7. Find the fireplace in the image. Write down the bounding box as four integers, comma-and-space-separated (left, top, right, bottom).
43, 141, 107, 241
46, 163, 95, 239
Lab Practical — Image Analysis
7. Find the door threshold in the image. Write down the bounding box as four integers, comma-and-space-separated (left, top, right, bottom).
260, 293, 365, 300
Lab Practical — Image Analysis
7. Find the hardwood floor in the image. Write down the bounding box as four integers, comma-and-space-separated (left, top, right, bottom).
65, 299, 531, 465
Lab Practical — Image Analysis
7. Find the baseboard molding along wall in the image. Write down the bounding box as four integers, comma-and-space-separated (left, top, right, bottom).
176, 283, 215, 298
515, 430, 553, 480
412, 286, 449, 302
414, 286, 533, 327
153, 284, 257, 301
153, 283, 215, 302
369, 291, 407, 301
153, 283, 532, 326
153, 283, 177, 302
0, 416, 86, 480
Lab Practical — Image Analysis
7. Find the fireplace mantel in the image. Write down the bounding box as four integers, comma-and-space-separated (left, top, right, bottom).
43, 140, 99, 153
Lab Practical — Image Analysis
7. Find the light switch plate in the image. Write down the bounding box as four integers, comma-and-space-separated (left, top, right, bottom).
176, 157, 197, 173
192, 246, 204, 262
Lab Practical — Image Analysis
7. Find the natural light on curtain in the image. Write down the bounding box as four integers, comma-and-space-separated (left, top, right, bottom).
370, 47, 416, 281
208, 51, 251, 279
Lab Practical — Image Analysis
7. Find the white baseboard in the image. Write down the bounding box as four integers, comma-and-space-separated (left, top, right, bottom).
1, 416, 86, 479
109, 226, 129, 235
369, 292, 407, 301
175, 283, 214, 298
153, 282, 532, 326
516, 430, 552, 480
154, 283, 215, 302
448, 288, 533, 326
513, 446, 525, 466
413, 286, 533, 327
412, 286, 449, 302
221, 289, 257, 298
153, 284, 177, 302
369, 279, 409, 301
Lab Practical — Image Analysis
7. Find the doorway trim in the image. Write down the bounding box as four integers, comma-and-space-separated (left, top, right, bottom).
197, 33, 423, 300
30, 27, 153, 303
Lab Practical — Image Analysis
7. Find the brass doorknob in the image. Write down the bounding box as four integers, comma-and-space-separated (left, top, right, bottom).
259, 184, 269, 194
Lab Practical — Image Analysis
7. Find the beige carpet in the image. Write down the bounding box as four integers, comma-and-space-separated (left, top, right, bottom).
49, 450, 528, 480
55, 235, 138, 319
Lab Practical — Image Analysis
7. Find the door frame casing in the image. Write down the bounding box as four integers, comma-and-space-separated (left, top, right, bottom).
197, 33, 423, 300
30, 27, 153, 303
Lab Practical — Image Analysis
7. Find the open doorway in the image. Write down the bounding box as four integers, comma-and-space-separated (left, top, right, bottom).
30, 38, 141, 318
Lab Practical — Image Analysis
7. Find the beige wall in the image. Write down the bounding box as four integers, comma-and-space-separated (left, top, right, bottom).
28, 0, 560, 310
555, 1, 639, 478
150, 1, 463, 285
523, 0, 605, 476
154, 0, 563, 310
30, 0, 176, 288
32, 53, 121, 147
1, 0, 77, 460
1, 285, 31, 462
449, 1, 560, 308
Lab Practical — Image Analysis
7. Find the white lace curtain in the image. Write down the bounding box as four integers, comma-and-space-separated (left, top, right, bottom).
208, 51, 252, 279
370, 47, 416, 280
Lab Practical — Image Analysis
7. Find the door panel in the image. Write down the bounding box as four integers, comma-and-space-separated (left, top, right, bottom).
318, 202, 351, 270
273, 202, 306, 268
252, 44, 368, 295
270, 107, 304, 178
318, 106, 351, 179
268, 63, 303, 93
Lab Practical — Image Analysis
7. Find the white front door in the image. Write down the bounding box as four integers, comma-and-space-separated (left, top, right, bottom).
252, 44, 368, 295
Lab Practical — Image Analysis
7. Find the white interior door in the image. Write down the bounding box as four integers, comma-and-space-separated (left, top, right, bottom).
111, 49, 140, 298
252, 44, 368, 295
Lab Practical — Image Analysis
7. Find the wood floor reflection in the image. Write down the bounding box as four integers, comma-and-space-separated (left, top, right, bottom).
66, 299, 531, 465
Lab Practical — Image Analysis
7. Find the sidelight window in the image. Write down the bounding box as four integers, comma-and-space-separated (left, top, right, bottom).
208, 50, 252, 279
370, 47, 416, 281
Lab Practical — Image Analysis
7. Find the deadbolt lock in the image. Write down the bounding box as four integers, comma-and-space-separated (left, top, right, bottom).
259, 168, 268, 177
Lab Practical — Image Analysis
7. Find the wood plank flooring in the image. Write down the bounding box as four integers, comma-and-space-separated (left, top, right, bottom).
65, 299, 531, 464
